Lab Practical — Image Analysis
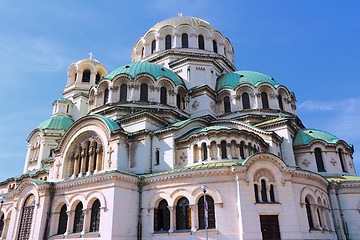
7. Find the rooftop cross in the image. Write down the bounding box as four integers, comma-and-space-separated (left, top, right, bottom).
178, 12, 182, 17
89, 52, 93, 60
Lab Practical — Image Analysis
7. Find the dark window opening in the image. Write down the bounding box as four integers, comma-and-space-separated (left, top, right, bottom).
154, 199, 170, 231
224, 96, 231, 113
90, 199, 101, 232
201, 143, 208, 161
213, 40, 217, 53
176, 197, 190, 230
254, 184, 259, 202
305, 198, 314, 229
221, 140, 227, 159
278, 94, 284, 111
18, 194, 35, 240
242, 92, 250, 109
165, 35, 172, 50
261, 179, 268, 202
155, 149, 160, 165
240, 142, 245, 159
198, 35, 205, 50
151, 40, 156, 54
120, 84, 127, 101
314, 148, 326, 172
182, 33, 188, 48
338, 149, 347, 172
58, 205, 68, 234
160, 87, 167, 104
270, 185, 275, 202
104, 88, 109, 104
95, 73, 101, 84
198, 195, 216, 229
82, 70, 91, 83
140, 83, 148, 101
261, 92, 269, 109
73, 202, 84, 233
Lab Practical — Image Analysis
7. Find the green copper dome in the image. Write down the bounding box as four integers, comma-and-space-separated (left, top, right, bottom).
216, 71, 281, 92
293, 128, 340, 146
104, 62, 185, 86
150, 16, 215, 32
178, 126, 232, 140
38, 115, 74, 131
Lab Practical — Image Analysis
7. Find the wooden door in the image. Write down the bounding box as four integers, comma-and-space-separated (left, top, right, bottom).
260, 215, 281, 240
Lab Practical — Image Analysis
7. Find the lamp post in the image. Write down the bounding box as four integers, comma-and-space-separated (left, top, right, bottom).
201, 185, 208, 240
0, 196, 6, 212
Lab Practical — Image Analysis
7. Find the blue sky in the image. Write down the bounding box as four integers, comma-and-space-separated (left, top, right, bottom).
0, 0, 359, 179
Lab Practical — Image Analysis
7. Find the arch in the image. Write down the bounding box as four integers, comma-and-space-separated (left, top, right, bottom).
84, 191, 108, 211
18, 194, 36, 239
154, 199, 170, 232
198, 35, 205, 50
242, 92, 250, 109
176, 197, 190, 230
181, 33, 189, 48
314, 148, 326, 172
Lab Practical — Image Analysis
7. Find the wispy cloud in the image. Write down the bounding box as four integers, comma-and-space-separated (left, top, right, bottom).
298, 98, 360, 111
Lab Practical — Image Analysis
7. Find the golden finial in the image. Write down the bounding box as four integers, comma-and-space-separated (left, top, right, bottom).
178, 12, 183, 17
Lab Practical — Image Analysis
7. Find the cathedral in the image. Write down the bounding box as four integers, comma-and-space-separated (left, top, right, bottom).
0, 15, 359, 240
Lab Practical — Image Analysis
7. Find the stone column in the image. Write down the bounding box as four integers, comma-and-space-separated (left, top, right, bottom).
72, 153, 80, 178
50, 212, 60, 236
236, 144, 241, 159
87, 140, 95, 175
1, 217, 10, 239
79, 143, 87, 177
95, 146, 103, 172
168, 206, 174, 233
207, 145, 211, 161
226, 143, 232, 159
65, 210, 74, 236
190, 205, 197, 232
217, 144, 221, 159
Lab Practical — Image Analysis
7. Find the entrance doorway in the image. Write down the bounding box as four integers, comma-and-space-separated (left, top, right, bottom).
260, 215, 281, 240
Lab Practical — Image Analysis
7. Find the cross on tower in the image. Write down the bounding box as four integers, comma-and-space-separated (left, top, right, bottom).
107, 147, 114, 167
302, 159, 310, 167
89, 52, 93, 59
56, 161, 62, 178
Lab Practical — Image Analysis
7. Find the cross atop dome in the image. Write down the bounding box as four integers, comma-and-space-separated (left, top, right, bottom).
89, 52, 93, 60
178, 12, 182, 17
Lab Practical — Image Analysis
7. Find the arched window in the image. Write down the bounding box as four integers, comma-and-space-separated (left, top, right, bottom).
261, 92, 269, 109
155, 149, 160, 165
305, 197, 314, 229
193, 144, 199, 163
73, 202, 84, 233
90, 199, 101, 232
95, 73, 101, 84
314, 148, 325, 172
242, 92, 250, 109
198, 35, 205, 50
270, 184, 275, 202
120, 84, 127, 101
201, 143, 207, 161
82, 70, 91, 83
165, 35, 172, 50
254, 184, 260, 203
261, 179, 268, 202
278, 94, 284, 111
338, 149, 347, 172
154, 199, 170, 231
224, 96, 231, 113
140, 83, 148, 101
212, 40, 217, 53
240, 141, 245, 159
210, 141, 217, 160
151, 40, 156, 54
176, 197, 190, 230
103, 88, 109, 104
160, 87, 167, 104
198, 195, 216, 229
176, 94, 181, 109
221, 140, 227, 159
57, 205, 68, 235
141, 47, 144, 58
0, 213, 4, 237
18, 194, 35, 240
181, 33, 188, 48
317, 208, 322, 228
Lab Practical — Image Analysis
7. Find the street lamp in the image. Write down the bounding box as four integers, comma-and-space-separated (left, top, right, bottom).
201, 185, 208, 240
0, 196, 6, 212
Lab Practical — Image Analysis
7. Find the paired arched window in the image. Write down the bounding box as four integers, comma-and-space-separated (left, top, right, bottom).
154, 199, 170, 231
73, 202, 84, 233
220, 140, 227, 159
151, 40, 156, 54
254, 179, 276, 203
198, 195, 216, 229
95, 73, 101, 84
338, 149, 347, 172
305, 197, 314, 229
90, 200, 101, 232
57, 205, 68, 235
242, 92, 250, 109
314, 148, 326, 172
198, 35, 205, 50
176, 197, 190, 230
160, 87, 167, 104
18, 195, 35, 240
224, 96, 231, 113
120, 84, 127, 101
261, 92, 269, 109
82, 70, 91, 83
103, 88, 109, 104
165, 35, 172, 50
212, 40, 217, 53
140, 83, 148, 101
182, 33, 188, 48
278, 94, 284, 111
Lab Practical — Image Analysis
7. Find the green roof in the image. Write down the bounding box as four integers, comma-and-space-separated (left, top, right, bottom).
104, 62, 185, 86
326, 175, 360, 182
216, 70, 281, 92
293, 128, 340, 146
254, 117, 288, 127
56, 97, 72, 103
90, 114, 121, 132
38, 115, 74, 131
178, 126, 232, 140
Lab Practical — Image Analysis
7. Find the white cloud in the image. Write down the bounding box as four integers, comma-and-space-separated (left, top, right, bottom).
298, 98, 360, 111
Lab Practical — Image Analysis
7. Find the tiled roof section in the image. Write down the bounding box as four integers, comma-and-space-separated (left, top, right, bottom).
90, 114, 121, 132
254, 117, 288, 127
104, 62, 184, 86
38, 115, 74, 131
293, 128, 340, 146
326, 175, 360, 182
216, 70, 281, 92
177, 126, 233, 140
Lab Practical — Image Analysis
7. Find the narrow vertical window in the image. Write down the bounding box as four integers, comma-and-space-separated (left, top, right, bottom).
198, 35, 205, 50
181, 33, 188, 48
0, 213, 4, 237
154, 199, 170, 231
198, 195, 216, 229
90, 199, 101, 232
73, 202, 84, 233
278, 94, 284, 111
95, 73, 101, 84
151, 40, 156, 54
155, 149, 160, 165
270, 185, 275, 202
176, 197, 190, 230
240, 141, 245, 159
120, 84, 127, 101
212, 40, 217, 53
261, 92, 269, 109
314, 148, 326, 172
141, 47, 145, 58
201, 143, 207, 161
103, 88, 109, 104
165, 35, 172, 50
160, 87, 167, 104
224, 96, 231, 113
221, 140, 227, 159
193, 144, 199, 163
82, 70, 91, 83
242, 92, 250, 109
140, 83, 148, 101
261, 179, 268, 202
18, 195, 35, 240
176, 94, 181, 109
305, 197, 314, 229
338, 149, 347, 172
317, 208, 322, 228
57, 205, 68, 234
254, 184, 259, 202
